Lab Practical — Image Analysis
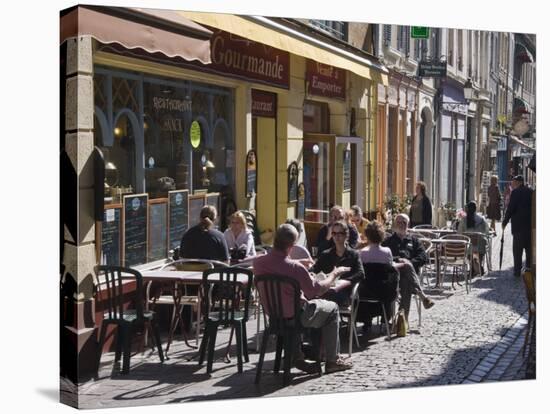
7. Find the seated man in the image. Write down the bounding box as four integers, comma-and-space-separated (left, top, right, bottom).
254, 224, 353, 374
382, 214, 435, 321
315, 205, 359, 253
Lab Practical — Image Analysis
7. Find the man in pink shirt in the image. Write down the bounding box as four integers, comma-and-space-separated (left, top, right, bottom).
254, 224, 353, 374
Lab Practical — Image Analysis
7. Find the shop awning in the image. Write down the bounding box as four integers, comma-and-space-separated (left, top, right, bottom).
513, 97, 531, 114
515, 43, 534, 64
179, 11, 388, 86
60, 6, 212, 64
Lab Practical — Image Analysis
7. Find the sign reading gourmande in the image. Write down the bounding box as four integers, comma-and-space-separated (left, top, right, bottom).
418, 60, 447, 77
206, 30, 290, 89
306, 60, 346, 100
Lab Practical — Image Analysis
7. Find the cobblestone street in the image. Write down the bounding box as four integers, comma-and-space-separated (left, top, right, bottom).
66, 224, 533, 409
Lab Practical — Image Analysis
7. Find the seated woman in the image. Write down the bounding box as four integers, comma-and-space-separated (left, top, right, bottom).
458, 201, 489, 275
358, 220, 400, 332
223, 211, 256, 261
310, 220, 365, 306
180, 205, 230, 263
285, 218, 314, 268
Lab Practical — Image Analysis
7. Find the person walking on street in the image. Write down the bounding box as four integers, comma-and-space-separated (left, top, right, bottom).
487, 175, 502, 231
409, 181, 433, 229
502, 175, 533, 278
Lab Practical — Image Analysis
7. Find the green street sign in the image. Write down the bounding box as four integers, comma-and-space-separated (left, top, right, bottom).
411, 26, 429, 39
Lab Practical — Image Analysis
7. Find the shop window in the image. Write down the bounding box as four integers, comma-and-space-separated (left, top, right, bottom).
303, 100, 329, 134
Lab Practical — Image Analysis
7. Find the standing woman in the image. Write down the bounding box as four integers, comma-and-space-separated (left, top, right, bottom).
486, 175, 502, 231
409, 181, 433, 228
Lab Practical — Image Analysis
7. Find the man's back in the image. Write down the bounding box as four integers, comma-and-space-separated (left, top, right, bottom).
180, 224, 229, 262
504, 185, 533, 234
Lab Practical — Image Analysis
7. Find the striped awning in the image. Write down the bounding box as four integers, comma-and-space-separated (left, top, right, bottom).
60, 6, 213, 64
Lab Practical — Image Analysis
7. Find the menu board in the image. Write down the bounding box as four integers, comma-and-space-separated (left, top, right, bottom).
206, 192, 220, 228
297, 183, 306, 221
343, 149, 352, 192
149, 200, 168, 262
101, 206, 121, 266
169, 190, 189, 250
188, 194, 206, 228
123, 194, 148, 267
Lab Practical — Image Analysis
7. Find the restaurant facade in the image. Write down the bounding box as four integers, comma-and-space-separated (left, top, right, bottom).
60, 6, 388, 381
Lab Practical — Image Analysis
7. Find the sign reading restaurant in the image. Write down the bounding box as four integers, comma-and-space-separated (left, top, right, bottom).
204, 30, 290, 89
251, 89, 277, 117
306, 60, 346, 100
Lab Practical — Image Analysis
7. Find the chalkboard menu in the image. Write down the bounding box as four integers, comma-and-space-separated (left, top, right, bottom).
206, 192, 221, 228
169, 190, 189, 250
123, 194, 148, 267
188, 194, 205, 228
343, 149, 351, 192
101, 206, 121, 266
297, 183, 306, 221
246, 149, 257, 197
288, 161, 298, 202
149, 200, 168, 262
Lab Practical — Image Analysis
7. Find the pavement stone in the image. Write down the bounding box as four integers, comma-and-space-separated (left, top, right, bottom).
64, 224, 533, 408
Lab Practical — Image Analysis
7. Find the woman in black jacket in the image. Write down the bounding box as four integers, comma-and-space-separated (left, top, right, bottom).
311, 220, 364, 306
409, 181, 433, 228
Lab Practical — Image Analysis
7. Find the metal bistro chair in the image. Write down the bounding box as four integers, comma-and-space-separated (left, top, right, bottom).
461, 231, 490, 277
95, 265, 164, 375
338, 282, 361, 357
254, 274, 322, 386
439, 235, 472, 293
413, 224, 439, 230
358, 263, 400, 340
418, 238, 436, 289
198, 267, 254, 374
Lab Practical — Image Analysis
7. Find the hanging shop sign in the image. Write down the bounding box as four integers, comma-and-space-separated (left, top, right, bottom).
251, 89, 277, 118
287, 161, 299, 203
306, 60, 346, 100
207, 29, 290, 89
246, 149, 257, 197
418, 60, 447, 77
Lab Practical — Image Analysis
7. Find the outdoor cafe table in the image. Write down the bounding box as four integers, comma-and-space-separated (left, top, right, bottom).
141, 269, 252, 357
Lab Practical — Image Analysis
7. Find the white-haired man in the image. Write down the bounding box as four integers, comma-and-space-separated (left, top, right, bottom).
254, 224, 353, 374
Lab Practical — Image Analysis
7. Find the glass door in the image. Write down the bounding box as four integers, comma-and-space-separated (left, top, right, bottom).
303, 134, 335, 223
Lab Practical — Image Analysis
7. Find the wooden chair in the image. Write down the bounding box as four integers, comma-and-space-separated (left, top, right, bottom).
95, 265, 164, 374
198, 267, 254, 374
522, 269, 536, 356
254, 274, 321, 386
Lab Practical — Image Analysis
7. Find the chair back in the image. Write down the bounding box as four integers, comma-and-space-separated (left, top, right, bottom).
201, 267, 254, 323
94, 265, 144, 322
413, 224, 438, 230
163, 258, 227, 271
254, 274, 302, 331
440, 237, 470, 260
410, 229, 437, 239
461, 231, 488, 253
361, 262, 399, 303
419, 238, 434, 254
